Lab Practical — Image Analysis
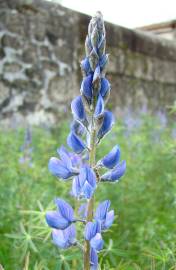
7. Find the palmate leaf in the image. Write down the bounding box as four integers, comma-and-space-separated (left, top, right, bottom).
99, 239, 131, 268
5, 222, 38, 261
54, 252, 81, 270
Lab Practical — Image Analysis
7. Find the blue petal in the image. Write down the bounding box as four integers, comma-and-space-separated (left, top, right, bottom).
81, 57, 91, 74
45, 211, 70, 230
97, 110, 115, 140
48, 157, 72, 180
79, 166, 96, 189
90, 233, 104, 251
100, 145, 121, 169
52, 224, 76, 249
100, 78, 110, 97
85, 221, 101, 241
72, 176, 82, 197
94, 94, 104, 118
90, 248, 98, 270
104, 210, 114, 229
79, 166, 87, 187
65, 224, 76, 244
101, 160, 126, 182
67, 132, 85, 154
85, 166, 97, 188
52, 229, 68, 249
71, 96, 86, 121
55, 198, 74, 222
81, 74, 93, 100
57, 146, 72, 170
82, 181, 94, 199
111, 160, 126, 180
95, 200, 110, 220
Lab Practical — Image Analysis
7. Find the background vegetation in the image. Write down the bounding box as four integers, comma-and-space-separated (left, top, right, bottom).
0, 112, 176, 270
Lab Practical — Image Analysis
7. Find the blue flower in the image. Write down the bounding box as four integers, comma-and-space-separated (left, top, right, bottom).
90, 248, 98, 270
90, 233, 104, 251
101, 160, 126, 182
48, 146, 79, 180
67, 132, 85, 154
72, 165, 96, 199
84, 220, 101, 241
46, 198, 75, 230
98, 145, 121, 169
97, 110, 115, 141
100, 78, 110, 98
81, 57, 91, 75
94, 94, 104, 118
71, 96, 88, 125
95, 200, 114, 230
85, 221, 103, 251
81, 74, 93, 101
52, 224, 76, 249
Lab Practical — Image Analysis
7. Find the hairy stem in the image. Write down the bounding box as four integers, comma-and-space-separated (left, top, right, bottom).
83, 119, 97, 270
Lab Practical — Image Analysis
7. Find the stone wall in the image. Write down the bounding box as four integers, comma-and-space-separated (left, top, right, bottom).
0, 0, 176, 127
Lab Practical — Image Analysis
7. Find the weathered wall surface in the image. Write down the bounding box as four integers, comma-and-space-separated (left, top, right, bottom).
0, 0, 176, 127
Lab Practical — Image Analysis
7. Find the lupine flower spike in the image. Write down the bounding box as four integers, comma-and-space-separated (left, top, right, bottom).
46, 11, 126, 270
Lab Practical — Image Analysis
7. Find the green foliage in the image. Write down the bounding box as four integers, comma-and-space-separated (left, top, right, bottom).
0, 114, 176, 269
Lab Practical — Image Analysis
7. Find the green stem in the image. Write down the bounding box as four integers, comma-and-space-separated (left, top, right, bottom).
83, 120, 97, 270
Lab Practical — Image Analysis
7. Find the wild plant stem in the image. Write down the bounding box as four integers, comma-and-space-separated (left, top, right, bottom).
83, 115, 97, 270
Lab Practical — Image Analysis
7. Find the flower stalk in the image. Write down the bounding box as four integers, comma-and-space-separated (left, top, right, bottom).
45, 11, 126, 270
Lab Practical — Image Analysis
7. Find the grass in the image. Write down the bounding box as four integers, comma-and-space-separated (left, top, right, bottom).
0, 114, 176, 270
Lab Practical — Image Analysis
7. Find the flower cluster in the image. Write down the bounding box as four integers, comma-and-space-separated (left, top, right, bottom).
46, 12, 126, 269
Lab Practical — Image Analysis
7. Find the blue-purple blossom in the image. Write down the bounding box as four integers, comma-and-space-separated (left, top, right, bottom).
52, 224, 76, 249
84, 220, 101, 241
101, 160, 126, 182
95, 200, 114, 230
48, 146, 79, 180
81, 74, 93, 101
98, 145, 121, 169
85, 221, 103, 251
94, 94, 104, 118
71, 96, 88, 125
90, 248, 98, 270
67, 131, 85, 154
97, 110, 115, 141
72, 165, 96, 199
90, 233, 104, 251
81, 57, 92, 75
100, 78, 110, 98
46, 198, 75, 230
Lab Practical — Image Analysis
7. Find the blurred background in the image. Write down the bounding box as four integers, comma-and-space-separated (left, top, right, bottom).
0, 0, 176, 269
